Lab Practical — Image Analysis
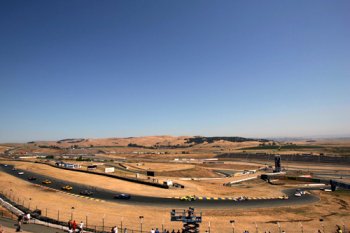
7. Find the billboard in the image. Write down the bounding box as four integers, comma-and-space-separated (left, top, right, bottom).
105, 167, 115, 173
147, 171, 155, 177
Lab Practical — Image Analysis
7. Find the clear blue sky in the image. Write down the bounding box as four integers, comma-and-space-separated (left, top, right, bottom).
0, 1, 349, 142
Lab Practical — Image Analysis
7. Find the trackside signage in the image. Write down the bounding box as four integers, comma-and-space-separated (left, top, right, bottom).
104, 167, 115, 173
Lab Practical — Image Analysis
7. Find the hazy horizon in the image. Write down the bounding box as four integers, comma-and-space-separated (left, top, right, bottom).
1, 1, 349, 142
2, 133, 350, 144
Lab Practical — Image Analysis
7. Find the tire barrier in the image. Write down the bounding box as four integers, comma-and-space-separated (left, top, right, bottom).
172, 196, 289, 201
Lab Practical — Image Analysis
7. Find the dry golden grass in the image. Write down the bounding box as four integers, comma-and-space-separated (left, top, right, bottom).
0, 171, 349, 232
126, 162, 195, 172
0, 146, 11, 154
4, 161, 287, 198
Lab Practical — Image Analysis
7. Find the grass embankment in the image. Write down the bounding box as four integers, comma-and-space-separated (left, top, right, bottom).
244, 145, 324, 150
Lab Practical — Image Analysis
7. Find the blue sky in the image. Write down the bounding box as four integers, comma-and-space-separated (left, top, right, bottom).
0, 1, 349, 142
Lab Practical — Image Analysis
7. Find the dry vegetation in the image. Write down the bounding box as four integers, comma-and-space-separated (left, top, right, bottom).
2, 161, 285, 198
4, 136, 350, 161
0, 171, 349, 232
1, 136, 350, 232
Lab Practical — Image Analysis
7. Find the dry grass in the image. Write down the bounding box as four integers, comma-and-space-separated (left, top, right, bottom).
125, 162, 195, 172
5, 161, 289, 198
0, 172, 349, 232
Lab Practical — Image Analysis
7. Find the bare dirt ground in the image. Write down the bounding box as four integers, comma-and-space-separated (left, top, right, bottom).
0, 146, 10, 154
2, 161, 285, 198
126, 162, 195, 172
200, 162, 261, 170
1, 137, 350, 232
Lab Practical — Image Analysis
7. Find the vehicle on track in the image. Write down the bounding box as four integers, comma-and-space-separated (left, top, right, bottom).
114, 194, 131, 200
12, 168, 16, 171
42, 180, 52, 185
236, 196, 247, 201
80, 190, 93, 196
294, 189, 306, 197
3, 164, 8, 167
180, 195, 196, 201
62, 185, 73, 191
294, 192, 302, 197
28, 177, 37, 181
18, 172, 24, 175
320, 188, 332, 192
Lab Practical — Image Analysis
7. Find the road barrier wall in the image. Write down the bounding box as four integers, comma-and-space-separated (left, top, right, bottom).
36, 161, 170, 189
217, 153, 350, 164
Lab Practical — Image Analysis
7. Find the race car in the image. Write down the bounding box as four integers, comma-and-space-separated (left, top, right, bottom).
42, 180, 52, 185
236, 196, 247, 201
80, 190, 93, 196
296, 189, 306, 195
114, 194, 131, 200
28, 176, 37, 181
294, 189, 306, 197
180, 195, 196, 201
18, 172, 24, 175
62, 185, 73, 191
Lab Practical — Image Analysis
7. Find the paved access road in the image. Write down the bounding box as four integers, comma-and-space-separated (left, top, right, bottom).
0, 216, 65, 233
0, 164, 320, 209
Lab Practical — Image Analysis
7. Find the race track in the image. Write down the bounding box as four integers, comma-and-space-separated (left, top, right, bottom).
0, 164, 320, 209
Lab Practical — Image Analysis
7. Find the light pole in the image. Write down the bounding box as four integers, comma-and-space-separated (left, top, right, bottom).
277, 222, 281, 233
319, 219, 325, 233
208, 221, 211, 233
255, 222, 258, 233
71, 207, 74, 220
162, 218, 164, 232
102, 214, 106, 232
139, 216, 144, 233
230, 220, 235, 233
299, 221, 303, 233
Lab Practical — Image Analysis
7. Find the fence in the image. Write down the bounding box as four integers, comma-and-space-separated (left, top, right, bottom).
0, 190, 348, 233
217, 153, 350, 165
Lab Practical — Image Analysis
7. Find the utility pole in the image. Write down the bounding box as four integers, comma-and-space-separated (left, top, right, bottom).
139, 216, 144, 233
230, 220, 235, 233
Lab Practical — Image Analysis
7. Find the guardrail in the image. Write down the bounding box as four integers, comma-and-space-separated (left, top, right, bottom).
0, 193, 142, 233
35, 161, 170, 189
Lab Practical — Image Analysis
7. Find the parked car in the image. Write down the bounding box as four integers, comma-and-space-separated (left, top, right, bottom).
114, 194, 131, 200
42, 180, 52, 185
180, 195, 196, 201
62, 185, 73, 191
80, 190, 93, 196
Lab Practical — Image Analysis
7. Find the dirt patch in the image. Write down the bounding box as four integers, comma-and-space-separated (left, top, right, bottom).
0, 170, 349, 232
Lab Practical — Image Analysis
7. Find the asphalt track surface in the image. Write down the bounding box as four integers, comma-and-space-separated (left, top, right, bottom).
0, 164, 320, 209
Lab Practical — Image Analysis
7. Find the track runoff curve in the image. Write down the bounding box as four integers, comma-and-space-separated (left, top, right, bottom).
0, 164, 320, 209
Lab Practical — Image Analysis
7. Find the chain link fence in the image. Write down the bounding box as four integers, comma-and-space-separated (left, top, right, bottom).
0, 190, 348, 233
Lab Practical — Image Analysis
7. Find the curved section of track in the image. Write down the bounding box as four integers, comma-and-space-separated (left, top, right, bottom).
0, 164, 320, 209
